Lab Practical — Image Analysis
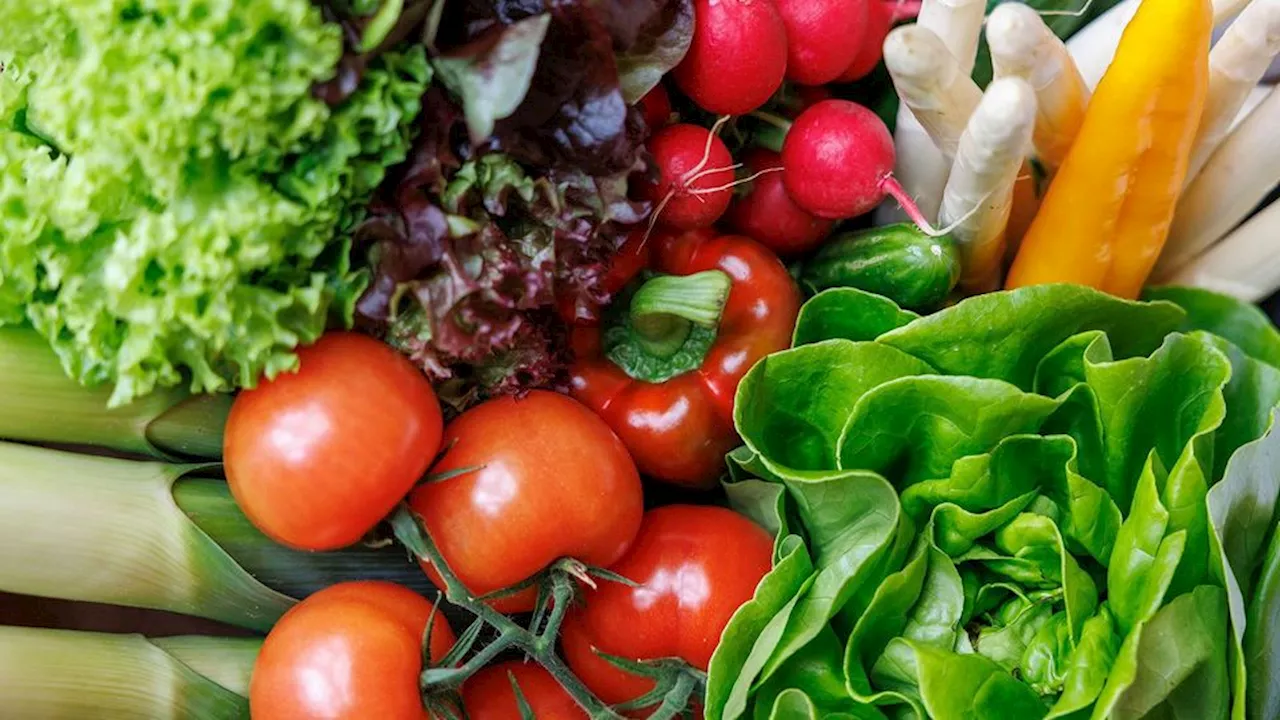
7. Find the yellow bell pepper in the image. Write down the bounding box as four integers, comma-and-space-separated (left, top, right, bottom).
1005, 0, 1211, 299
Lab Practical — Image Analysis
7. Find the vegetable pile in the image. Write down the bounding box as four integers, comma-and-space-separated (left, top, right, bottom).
715, 284, 1280, 718
4, 0, 1280, 718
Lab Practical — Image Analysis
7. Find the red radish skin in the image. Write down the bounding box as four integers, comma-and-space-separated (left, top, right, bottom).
837, 0, 893, 82
782, 99, 925, 223
793, 85, 834, 115
638, 85, 673, 131
776, 0, 868, 86
673, 0, 789, 115
728, 147, 834, 255
638, 124, 736, 230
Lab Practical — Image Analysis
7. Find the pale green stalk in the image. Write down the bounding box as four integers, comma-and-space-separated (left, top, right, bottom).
0, 327, 230, 459
0, 626, 256, 719
0, 441, 435, 631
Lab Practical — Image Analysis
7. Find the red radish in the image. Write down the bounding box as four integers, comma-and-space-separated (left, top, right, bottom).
638, 123, 736, 230
673, 0, 788, 115
775, 0, 868, 86
837, 0, 894, 82
793, 85, 834, 115
728, 147, 834, 255
781, 99, 924, 223
638, 85, 673, 131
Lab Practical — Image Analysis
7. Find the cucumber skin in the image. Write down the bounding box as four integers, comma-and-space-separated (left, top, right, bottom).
799, 224, 961, 310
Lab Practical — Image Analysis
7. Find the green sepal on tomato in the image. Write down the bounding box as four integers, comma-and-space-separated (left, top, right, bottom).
571, 230, 801, 488
408, 390, 644, 613
560, 505, 775, 712
250, 581, 455, 720
225, 332, 444, 551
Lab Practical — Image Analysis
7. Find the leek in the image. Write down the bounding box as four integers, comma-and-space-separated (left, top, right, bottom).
0, 626, 257, 719
0, 442, 435, 632
0, 327, 230, 460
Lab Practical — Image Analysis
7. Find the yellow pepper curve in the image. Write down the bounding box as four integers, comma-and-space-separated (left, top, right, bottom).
1005, 0, 1212, 300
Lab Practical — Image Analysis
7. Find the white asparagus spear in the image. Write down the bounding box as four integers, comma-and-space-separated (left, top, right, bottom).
878, 0, 986, 224
1067, 0, 1249, 90
940, 77, 1037, 293
1156, 86, 1280, 279
884, 25, 984, 159
986, 3, 1091, 173
917, 0, 987, 75
1164, 199, 1280, 303
1187, 0, 1280, 180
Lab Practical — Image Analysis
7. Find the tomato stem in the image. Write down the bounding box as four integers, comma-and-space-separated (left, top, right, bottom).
390, 506, 626, 719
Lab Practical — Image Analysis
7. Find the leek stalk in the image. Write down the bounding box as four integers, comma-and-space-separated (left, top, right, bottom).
0, 442, 435, 631
0, 626, 257, 719
0, 327, 230, 460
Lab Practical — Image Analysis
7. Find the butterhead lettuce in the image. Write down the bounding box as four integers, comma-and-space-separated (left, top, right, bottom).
714, 284, 1280, 720
0, 0, 429, 405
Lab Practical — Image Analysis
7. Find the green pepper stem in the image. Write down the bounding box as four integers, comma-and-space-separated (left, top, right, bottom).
629, 271, 732, 358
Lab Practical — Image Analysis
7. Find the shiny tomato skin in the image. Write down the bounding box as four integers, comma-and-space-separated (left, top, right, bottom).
561, 506, 773, 706
225, 332, 443, 551
408, 391, 644, 613
250, 581, 455, 720
462, 661, 587, 719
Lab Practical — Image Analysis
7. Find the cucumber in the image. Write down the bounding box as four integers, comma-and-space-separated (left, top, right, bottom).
799, 224, 961, 310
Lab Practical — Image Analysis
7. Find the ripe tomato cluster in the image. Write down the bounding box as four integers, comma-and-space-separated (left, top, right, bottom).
225, 333, 775, 718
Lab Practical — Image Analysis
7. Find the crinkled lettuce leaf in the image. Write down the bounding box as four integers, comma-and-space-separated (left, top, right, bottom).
715, 285, 1280, 720
0, 0, 429, 406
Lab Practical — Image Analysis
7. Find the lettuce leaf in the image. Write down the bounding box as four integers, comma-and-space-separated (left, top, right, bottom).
0, 0, 430, 406
718, 285, 1280, 720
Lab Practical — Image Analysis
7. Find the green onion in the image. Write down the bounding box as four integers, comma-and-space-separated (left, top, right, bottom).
0, 327, 230, 459
0, 441, 436, 632
0, 626, 257, 719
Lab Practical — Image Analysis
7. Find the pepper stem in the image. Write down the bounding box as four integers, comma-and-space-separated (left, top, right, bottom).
629, 271, 732, 359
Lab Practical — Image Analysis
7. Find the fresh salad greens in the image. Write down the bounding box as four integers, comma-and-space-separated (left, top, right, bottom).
0, 0, 429, 407
712, 284, 1280, 720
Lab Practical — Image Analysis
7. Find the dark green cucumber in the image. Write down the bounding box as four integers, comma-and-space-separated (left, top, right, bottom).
799, 224, 961, 311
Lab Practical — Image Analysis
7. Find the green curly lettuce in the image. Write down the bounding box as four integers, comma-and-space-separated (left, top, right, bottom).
0, 0, 430, 406
713, 285, 1280, 720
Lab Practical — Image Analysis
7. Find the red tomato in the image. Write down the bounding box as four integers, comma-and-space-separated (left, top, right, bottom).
561, 506, 773, 706
462, 661, 587, 719
250, 581, 455, 720
408, 391, 644, 613
225, 332, 443, 551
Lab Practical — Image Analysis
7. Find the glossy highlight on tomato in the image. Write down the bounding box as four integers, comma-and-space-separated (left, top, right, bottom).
561, 505, 774, 706
408, 391, 644, 613
225, 332, 443, 551
250, 581, 455, 720
462, 661, 587, 719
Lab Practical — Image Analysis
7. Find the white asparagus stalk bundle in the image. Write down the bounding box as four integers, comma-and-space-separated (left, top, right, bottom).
1067, 0, 1249, 90
939, 77, 1038, 293
878, 0, 986, 224
1187, 0, 1280, 180
986, 2, 1091, 174
884, 25, 984, 159
1156, 86, 1280, 278
1163, 199, 1280, 302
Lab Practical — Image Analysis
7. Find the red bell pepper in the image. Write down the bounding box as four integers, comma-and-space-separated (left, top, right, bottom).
571, 228, 801, 488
